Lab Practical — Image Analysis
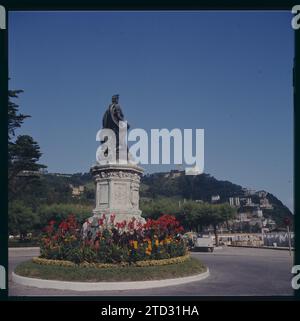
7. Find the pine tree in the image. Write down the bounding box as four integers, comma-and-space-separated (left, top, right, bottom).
8, 89, 46, 200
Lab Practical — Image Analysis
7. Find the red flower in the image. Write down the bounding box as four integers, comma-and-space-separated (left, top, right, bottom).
110, 213, 116, 223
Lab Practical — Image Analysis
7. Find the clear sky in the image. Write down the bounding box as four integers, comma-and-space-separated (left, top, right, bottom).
8, 11, 294, 211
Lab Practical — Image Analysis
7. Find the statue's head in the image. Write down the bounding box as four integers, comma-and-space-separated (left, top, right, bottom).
112, 94, 119, 104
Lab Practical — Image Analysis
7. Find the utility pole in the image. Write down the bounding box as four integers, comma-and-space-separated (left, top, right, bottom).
284, 217, 292, 256
287, 225, 292, 256
261, 217, 265, 247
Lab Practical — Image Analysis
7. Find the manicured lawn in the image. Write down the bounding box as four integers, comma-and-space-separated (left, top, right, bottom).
15, 258, 206, 282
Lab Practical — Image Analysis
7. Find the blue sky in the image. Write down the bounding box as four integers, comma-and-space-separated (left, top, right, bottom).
8, 11, 294, 211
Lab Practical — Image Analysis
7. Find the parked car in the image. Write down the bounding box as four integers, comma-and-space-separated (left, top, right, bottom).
193, 234, 214, 252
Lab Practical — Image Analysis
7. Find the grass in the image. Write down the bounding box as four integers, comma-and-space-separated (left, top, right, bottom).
15, 258, 206, 282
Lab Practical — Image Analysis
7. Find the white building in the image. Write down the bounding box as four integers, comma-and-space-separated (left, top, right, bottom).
229, 197, 240, 207
211, 195, 220, 202
254, 209, 263, 218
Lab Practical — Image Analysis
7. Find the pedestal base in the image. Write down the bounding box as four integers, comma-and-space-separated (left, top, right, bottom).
90, 163, 144, 223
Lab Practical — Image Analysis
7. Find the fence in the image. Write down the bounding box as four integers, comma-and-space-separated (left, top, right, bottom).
218, 232, 294, 248
263, 232, 294, 248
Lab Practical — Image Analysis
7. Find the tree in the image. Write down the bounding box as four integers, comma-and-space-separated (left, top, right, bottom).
181, 201, 205, 232
37, 203, 92, 227
8, 89, 29, 139
8, 89, 46, 200
183, 202, 236, 245
141, 197, 180, 220
202, 203, 236, 246
8, 200, 38, 240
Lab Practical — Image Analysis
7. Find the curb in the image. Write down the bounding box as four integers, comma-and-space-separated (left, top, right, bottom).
12, 269, 210, 292
9, 247, 40, 258
228, 245, 294, 251
9, 247, 40, 251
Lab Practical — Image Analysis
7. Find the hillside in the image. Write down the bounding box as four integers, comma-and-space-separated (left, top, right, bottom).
35, 170, 292, 228
141, 171, 293, 227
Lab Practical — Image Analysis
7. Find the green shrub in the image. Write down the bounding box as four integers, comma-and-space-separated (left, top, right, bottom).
37, 203, 92, 226
8, 200, 38, 239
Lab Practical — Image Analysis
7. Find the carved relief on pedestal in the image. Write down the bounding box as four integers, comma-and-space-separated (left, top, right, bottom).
91, 164, 143, 219
98, 183, 108, 205
98, 170, 141, 182
130, 182, 140, 209
113, 182, 128, 208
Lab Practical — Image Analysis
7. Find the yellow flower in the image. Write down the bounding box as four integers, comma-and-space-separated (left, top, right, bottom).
147, 240, 152, 250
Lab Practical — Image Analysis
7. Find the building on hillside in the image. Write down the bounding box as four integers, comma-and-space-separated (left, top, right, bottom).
260, 197, 273, 209
263, 218, 277, 229
17, 170, 41, 177
164, 169, 183, 178
69, 184, 85, 197
253, 208, 263, 218
49, 173, 72, 178
238, 213, 250, 222
211, 195, 220, 203
243, 188, 256, 196
229, 197, 240, 207
257, 190, 268, 198
249, 218, 263, 228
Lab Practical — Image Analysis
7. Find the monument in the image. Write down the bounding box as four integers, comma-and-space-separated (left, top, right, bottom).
90, 95, 144, 222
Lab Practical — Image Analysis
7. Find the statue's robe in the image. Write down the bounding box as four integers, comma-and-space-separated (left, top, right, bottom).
101, 103, 129, 154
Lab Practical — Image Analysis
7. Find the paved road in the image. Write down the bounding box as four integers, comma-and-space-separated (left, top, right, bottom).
9, 247, 294, 296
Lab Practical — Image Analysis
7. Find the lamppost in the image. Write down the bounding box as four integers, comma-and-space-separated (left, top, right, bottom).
284, 217, 292, 256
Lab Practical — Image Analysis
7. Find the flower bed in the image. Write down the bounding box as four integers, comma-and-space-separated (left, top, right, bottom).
32, 253, 190, 268
40, 214, 187, 264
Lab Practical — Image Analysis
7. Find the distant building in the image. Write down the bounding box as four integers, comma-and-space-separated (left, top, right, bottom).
253, 209, 263, 218
185, 166, 202, 176
263, 218, 276, 229
164, 170, 183, 178
238, 213, 250, 222
243, 188, 256, 196
257, 190, 268, 198
249, 218, 263, 227
17, 170, 41, 177
234, 197, 240, 206
49, 173, 72, 178
229, 197, 240, 207
211, 195, 220, 203
260, 197, 273, 210
245, 197, 257, 207
70, 184, 85, 197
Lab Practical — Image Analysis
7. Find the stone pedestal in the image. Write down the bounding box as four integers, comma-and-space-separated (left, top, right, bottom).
90, 163, 144, 222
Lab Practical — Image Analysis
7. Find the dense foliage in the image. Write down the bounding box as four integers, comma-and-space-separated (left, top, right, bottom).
8, 89, 46, 201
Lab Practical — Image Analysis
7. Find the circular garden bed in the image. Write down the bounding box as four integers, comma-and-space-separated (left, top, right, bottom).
14, 214, 207, 284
